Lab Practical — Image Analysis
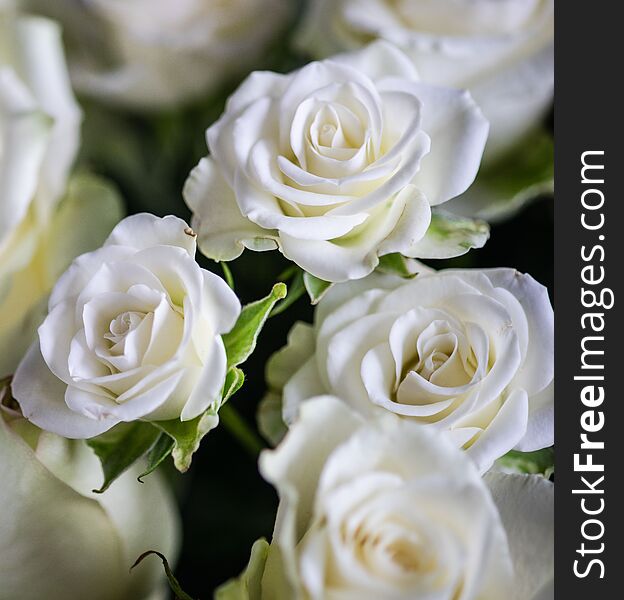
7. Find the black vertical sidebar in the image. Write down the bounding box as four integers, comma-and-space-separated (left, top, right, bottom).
555, 2, 623, 597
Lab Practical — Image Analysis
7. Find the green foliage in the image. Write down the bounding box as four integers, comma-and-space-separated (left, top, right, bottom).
87, 422, 160, 493
138, 433, 175, 483
303, 272, 332, 304
410, 210, 490, 259
223, 367, 245, 403
223, 283, 287, 367
498, 447, 555, 478
376, 253, 419, 278
132, 551, 195, 600
154, 409, 220, 473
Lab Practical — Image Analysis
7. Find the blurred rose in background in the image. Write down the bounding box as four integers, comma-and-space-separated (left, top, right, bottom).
0, 381, 180, 600
0, 14, 123, 377
28, 0, 294, 110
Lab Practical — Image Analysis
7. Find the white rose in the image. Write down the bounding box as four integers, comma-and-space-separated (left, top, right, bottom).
12, 213, 241, 438
218, 396, 554, 600
0, 14, 123, 377
184, 41, 489, 283
0, 384, 180, 600
263, 267, 553, 472
28, 0, 293, 109
297, 0, 554, 164
0, 14, 80, 275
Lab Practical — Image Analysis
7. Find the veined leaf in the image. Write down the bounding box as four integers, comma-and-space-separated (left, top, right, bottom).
138, 433, 175, 483
223, 282, 287, 368
223, 367, 245, 403
407, 210, 489, 259
87, 422, 160, 493
303, 272, 332, 304
154, 408, 220, 472
497, 447, 554, 478
376, 253, 419, 278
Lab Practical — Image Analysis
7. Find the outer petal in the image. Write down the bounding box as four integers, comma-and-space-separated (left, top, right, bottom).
279, 190, 407, 282
12, 342, 119, 438
266, 321, 316, 392
331, 39, 419, 82
259, 397, 366, 597
485, 474, 554, 600
222, 70, 290, 117
376, 185, 432, 256
0, 174, 122, 377
282, 357, 328, 425
201, 269, 242, 335
515, 381, 553, 452
31, 432, 180, 599
12, 15, 81, 201
463, 388, 529, 473
471, 37, 554, 163
0, 418, 127, 600
481, 269, 554, 396
184, 157, 277, 261
315, 271, 411, 327
402, 82, 489, 206
105, 213, 197, 256
181, 337, 228, 421
0, 69, 49, 249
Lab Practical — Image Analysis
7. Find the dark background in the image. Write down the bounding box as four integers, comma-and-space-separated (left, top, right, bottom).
74, 9, 554, 595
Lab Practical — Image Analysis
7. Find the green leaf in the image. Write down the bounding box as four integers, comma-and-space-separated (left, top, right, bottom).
376, 253, 419, 278
154, 408, 220, 472
445, 129, 554, 223
132, 551, 195, 600
408, 210, 490, 259
87, 422, 161, 493
497, 448, 554, 478
137, 433, 175, 483
223, 367, 245, 403
303, 272, 332, 304
223, 282, 287, 368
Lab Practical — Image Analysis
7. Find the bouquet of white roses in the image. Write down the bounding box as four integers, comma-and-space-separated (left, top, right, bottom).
0, 1, 554, 598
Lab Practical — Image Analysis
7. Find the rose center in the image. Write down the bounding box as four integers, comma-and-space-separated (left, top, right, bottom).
350, 520, 437, 576
387, 538, 436, 573
406, 323, 477, 388
104, 310, 146, 346
319, 123, 337, 146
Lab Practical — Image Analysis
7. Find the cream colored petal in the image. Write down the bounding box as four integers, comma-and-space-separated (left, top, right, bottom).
0, 418, 127, 599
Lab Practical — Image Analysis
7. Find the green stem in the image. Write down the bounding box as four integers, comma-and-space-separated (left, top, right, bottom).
219, 403, 265, 458
220, 262, 235, 290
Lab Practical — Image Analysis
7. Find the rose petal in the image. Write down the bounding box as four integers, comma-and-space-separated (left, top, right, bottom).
12, 343, 119, 438
184, 157, 278, 261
